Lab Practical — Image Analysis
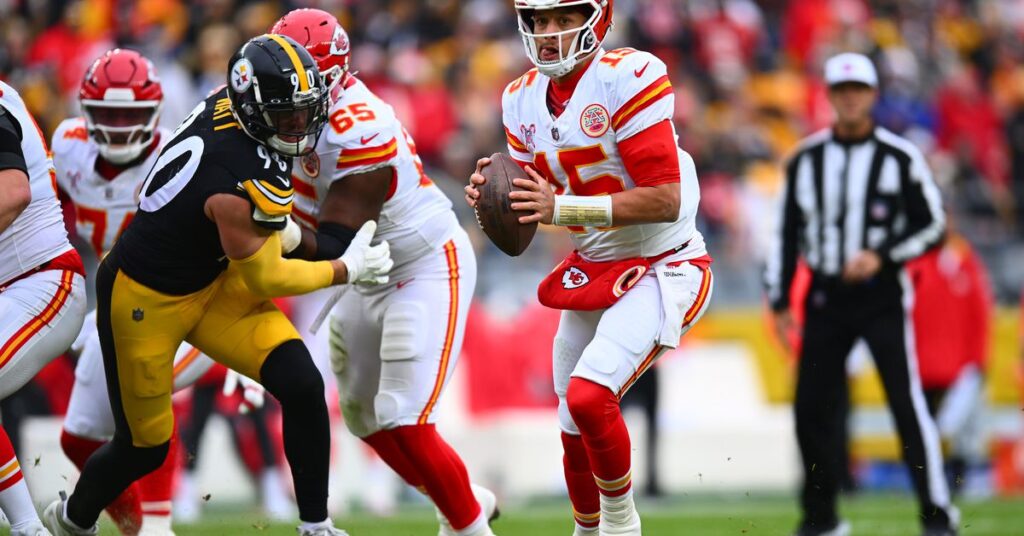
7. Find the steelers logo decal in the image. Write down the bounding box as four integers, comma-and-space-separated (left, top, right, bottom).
580, 104, 610, 138
231, 58, 254, 93
301, 151, 320, 178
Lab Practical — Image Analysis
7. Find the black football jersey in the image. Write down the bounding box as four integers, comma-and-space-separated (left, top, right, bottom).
112, 88, 296, 295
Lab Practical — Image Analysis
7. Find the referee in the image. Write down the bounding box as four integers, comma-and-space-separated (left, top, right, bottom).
765, 53, 958, 536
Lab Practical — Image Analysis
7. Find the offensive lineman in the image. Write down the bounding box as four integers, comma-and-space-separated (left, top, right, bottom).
271, 10, 496, 536
41, 35, 391, 536
52, 48, 247, 536
465, 1, 712, 534
0, 81, 88, 536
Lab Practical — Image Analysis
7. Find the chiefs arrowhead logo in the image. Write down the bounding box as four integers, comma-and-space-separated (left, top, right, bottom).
562, 267, 590, 289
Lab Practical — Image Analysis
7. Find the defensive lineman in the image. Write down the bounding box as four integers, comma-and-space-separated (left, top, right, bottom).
272, 10, 495, 536
41, 35, 390, 536
466, 1, 712, 534
52, 48, 233, 535
0, 80, 88, 536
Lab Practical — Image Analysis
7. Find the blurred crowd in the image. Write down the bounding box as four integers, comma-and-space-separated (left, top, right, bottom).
2, 0, 1023, 306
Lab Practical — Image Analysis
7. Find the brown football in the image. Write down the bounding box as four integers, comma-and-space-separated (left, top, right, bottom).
474, 152, 538, 256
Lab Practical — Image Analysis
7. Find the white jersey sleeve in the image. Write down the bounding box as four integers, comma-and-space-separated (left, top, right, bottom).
0, 81, 73, 283
51, 118, 89, 194
602, 49, 674, 142
327, 95, 402, 180
501, 69, 539, 162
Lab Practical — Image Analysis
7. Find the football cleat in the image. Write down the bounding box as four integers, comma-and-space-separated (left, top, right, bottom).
296, 524, 349, 536
41, 495, 98, 536
437, 484, 500, 536
791, 520, 851, 536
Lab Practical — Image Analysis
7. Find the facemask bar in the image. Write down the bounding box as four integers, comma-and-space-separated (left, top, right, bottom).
517, 2, 602, 78
80, 99, 162, 164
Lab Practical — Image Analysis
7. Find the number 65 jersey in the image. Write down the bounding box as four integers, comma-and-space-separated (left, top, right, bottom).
290, 76, 457, 278
502, 48, 706, 262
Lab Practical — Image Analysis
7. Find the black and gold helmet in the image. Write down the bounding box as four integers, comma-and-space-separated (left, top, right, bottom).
226, 34, 329, 156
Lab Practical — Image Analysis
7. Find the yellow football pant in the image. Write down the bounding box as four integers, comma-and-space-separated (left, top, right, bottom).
102, 263, 300, 447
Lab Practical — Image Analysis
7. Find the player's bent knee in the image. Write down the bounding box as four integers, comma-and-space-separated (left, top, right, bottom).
380, 302, 425, 362
565, 377, 618, 432
373, 391, 412, 429
260, 339, 325, 406
131, 411, 175, 448
339, 396, 379, 438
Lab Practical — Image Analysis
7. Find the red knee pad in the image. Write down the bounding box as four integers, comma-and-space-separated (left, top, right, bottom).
565, 377, 619, 435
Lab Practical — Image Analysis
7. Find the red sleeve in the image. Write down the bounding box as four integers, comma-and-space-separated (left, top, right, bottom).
617, 119, 680, 187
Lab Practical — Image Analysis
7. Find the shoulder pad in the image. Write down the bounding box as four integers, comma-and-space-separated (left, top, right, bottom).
51, 118, 89, 152
239, 176, 294, 219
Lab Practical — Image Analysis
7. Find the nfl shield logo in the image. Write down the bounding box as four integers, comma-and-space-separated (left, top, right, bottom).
132, 308, 144, 322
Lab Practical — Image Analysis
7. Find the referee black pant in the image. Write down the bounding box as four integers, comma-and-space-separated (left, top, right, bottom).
795, 270, 955, 530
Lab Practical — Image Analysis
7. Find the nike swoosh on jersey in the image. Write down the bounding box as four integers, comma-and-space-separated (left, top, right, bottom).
360, 133, 380, 145
396, 278, 415, 289
634, 62, 650, 78
275, 175, 292, 188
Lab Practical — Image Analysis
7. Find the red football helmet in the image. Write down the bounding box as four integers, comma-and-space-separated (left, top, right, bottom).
270, 9, 351, 96
79, 49, 163, 164
514, 0, 614, 78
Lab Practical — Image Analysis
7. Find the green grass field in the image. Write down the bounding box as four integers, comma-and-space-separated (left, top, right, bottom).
89, 494, 1024, 535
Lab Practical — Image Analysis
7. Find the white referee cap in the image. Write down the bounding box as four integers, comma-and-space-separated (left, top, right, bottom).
824, 52, 878, 88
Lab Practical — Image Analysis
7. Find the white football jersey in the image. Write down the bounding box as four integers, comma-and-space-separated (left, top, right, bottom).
501, 48, 705, 262
52, 118, 168, 257
291, 76, 457, 271
0, 81, 74, 284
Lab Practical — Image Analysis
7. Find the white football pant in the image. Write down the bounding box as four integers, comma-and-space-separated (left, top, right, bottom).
0, 269, 86, 399
329, 228, 476, 437
553, 257, 712, 434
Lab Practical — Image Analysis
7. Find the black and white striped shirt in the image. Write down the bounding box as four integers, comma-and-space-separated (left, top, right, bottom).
764, 126, 945, 311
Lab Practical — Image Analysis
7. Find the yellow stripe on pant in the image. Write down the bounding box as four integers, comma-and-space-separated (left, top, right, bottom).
108, 264, 300, 448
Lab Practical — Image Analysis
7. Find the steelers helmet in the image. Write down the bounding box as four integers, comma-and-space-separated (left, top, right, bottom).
227, 34, 329, 156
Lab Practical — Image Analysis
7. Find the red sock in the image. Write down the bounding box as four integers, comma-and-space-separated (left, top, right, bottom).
561, 432, 600, 529
390, 425, 481, 530
363, 430, 425, 489
0, 427, 24, 492
566, 378, 632, 497
60, 429, 142, 534
138, 424, 178, 518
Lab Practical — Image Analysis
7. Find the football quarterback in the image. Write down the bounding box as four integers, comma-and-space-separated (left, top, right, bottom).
465, 1, 713, 534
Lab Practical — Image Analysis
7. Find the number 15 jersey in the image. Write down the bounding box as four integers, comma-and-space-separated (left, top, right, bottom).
501, 48, 705, 262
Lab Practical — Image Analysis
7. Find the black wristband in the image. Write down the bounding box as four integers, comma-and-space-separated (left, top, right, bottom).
314, 221, 359, 261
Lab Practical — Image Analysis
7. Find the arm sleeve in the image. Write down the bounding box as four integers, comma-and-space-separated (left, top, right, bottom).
764, 154, 805, 312
610, 54, 674, 142
618, 120, 680, 187
231, 232, 334, 298
0, 106, 27, 174
875, 147, 945, 264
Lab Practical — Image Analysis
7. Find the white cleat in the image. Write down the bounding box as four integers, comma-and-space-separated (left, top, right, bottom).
437, 484, 500, 536
137, 527, 176, 536
598, 492, 641, 536
296, 524, 349, 536
10, 521, 52, 536
573, 526, 599, 536
172, 472, 201, 524
40, 496, 98, 536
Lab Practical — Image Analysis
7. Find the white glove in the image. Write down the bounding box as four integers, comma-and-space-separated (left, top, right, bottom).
222, 369, 266, 414
339, 220, 393, 286
280, 217, 302, 254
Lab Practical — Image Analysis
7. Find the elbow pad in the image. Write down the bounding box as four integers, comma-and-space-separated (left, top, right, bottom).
314, 221, 358, 261
233, 233, 334, 298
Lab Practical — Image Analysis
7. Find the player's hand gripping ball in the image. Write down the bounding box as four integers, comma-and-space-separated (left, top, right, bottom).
473, 153, 538, 256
